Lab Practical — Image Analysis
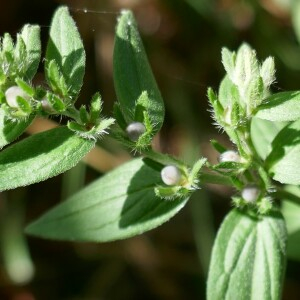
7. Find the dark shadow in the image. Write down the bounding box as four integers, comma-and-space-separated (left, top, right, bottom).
119, 158, 186, 228
258, 91, 300, 110
265, 127, 300, 168
0, 126, 73, 164
114, 24, 143, 108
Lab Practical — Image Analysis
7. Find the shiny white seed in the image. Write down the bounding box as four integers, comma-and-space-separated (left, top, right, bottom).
219, 150, 241, 163
5, 86, 28, 108
161, 165, 182, 186
126, 122, 146, 141
242, 186, 260, 203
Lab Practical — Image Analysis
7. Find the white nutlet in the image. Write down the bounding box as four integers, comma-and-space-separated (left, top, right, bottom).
126, 122, 146, 141
242, 185, 260, 203
41, 98, 54, 113
219, 150, 240, 163
5, 86, 29, 108
161, 165, 182, 186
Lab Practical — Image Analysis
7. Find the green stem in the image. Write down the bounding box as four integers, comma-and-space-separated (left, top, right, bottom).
143, 149, 237, 187
274, 188, 300, 206
0, 191, 34, 284
190, 190, 215, 277
238, 121, 271, 189
63, 105, 81, 124
200, 170, 234, 187
142, 148, 186, 168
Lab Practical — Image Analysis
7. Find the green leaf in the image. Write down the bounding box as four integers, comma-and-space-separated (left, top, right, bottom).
217, 75, 237, 109
210, 139, 228, 154
134, 91, 150, 123
15, 78, 35, 97
79, 106, 89, 124
260, 57, 275, 88
113, 10, 165, 133
67, 121, 85, 133
207, 209, 287, 300
2, 33, 14, 55
0, 108, 34, 149
0, 126, 94, 190
291, 0, 300, 45
256, 91, 300, 121
45, 60, 68, 97
46, 6, 85, 98
207, 87, 223, 118
212, 161, 245, 172
281, 185, 300, 261
89, 92, 102, 123
233, 43, 259, 92
14, 35, 27, 70
16, 96, 31, 114
251, 116, 287, 160
282, 200, 300, 261
25, 158, 189, 242
221, 47, 235, 80
266, 119, 300, 184
46, 93, 66, 112
20, 24, 41, 80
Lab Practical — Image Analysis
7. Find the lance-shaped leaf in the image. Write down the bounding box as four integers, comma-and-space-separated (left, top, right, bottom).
256, 91, 300, 122
25, 158, 189, 242
21, 24, 41, 80
266, 119, 300, 185
46, 6, 85, 98
0, 126, 94, 191
207, 209, 287, 300
113, 10, 165, 132
0, 108, 34, 149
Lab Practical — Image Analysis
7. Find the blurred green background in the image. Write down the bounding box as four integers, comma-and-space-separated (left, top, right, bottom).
1, 0, 300, 299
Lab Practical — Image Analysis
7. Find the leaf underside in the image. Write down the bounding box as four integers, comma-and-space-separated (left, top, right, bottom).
207, 209, 287, 300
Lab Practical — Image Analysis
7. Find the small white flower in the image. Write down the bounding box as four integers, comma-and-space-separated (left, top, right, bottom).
5, 86, 29, 108
219, 150, 241, 163
161, 165, 182, 186
242, 185, 260, 203
126, 122, 146, 141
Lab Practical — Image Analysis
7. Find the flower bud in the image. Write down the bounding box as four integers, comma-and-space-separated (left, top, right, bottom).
241, 185, 259, 203
126, 122, 146, 141
5, 86, 29, 108
219, 150, 240, 163
41, 98, 53, 112
161, 165, 182, 186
